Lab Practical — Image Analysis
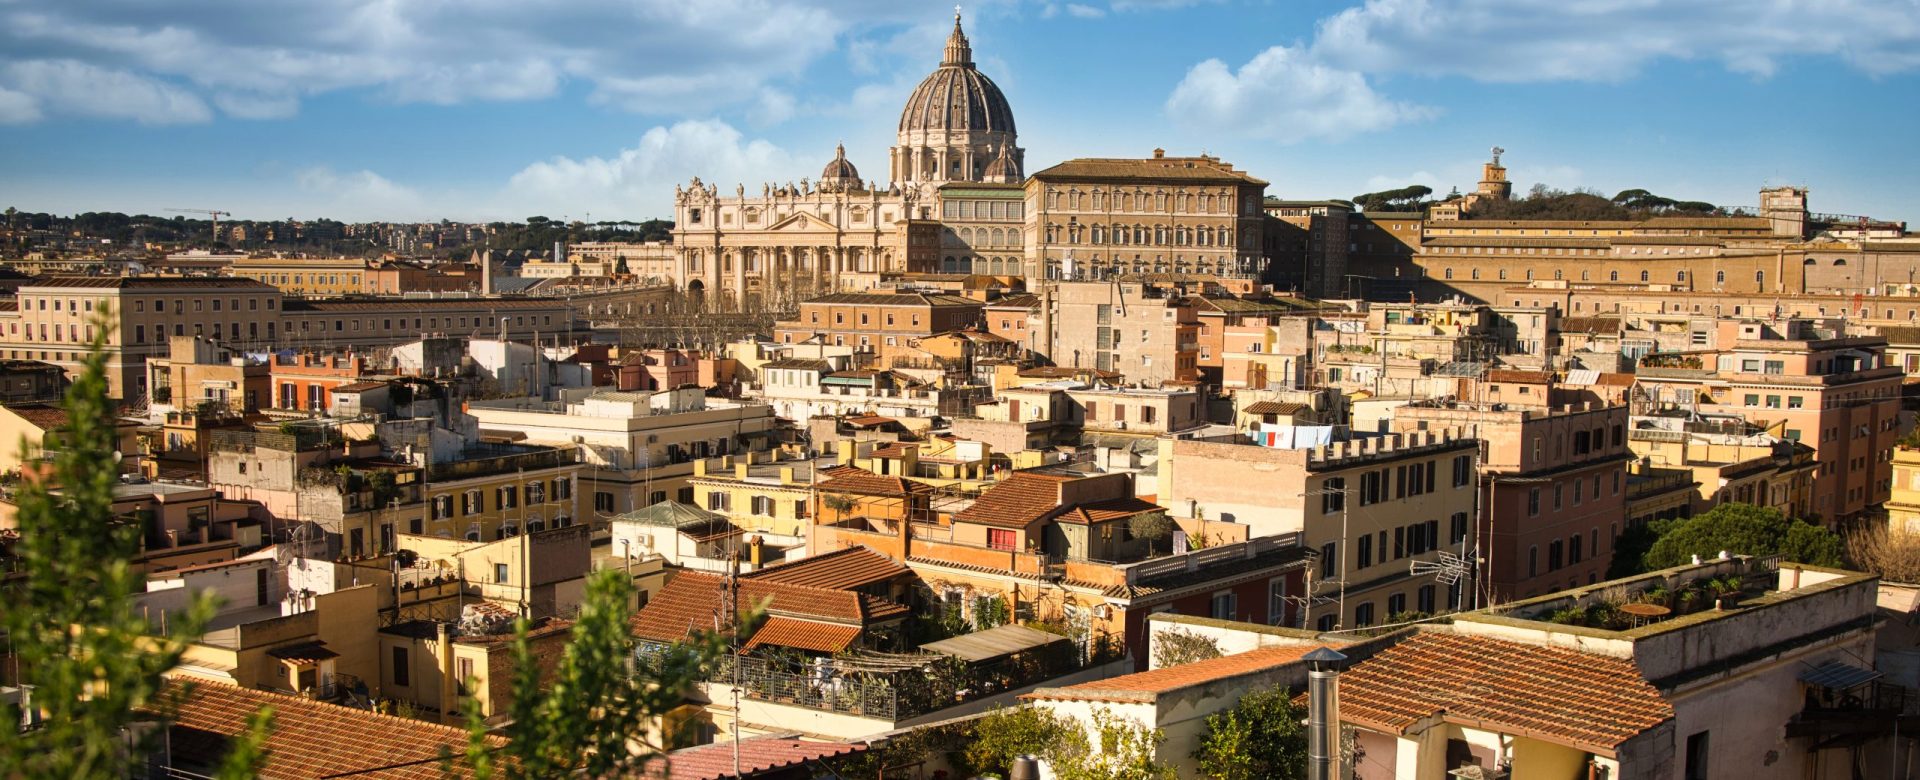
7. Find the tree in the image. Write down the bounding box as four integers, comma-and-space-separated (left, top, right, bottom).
1351, 185, 1433, 213
456, 568, 736, 779
1151, 627, 1224, 668
1129, 511, 1175, 556
1641, 503, 1843, 572
0, 313, 272, 777
1193, 687, 1308, 780
1847, 524, 1920, 583
966, 705, 1073, 777
1050, 708, 1176, 780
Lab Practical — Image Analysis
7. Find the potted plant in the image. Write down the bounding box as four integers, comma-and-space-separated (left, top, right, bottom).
1709, 575, 1743, 610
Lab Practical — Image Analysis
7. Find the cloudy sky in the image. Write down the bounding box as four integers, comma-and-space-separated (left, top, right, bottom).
1, 0, 1917, 224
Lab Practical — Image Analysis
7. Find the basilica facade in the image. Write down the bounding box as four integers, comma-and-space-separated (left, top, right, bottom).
670, 12, 1025, 310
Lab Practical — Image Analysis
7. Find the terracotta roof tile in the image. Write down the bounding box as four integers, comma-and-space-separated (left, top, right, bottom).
1244, 400, 1307, 415
631, 571, 908, 644
657, 735, 867, 780
951, 472, 1068, 529
4, 403, 68, 432
816, 465, 932, 497
1485, 369, 1551, 384
160, 681, 499, 778
1057, 497, 1162, 525
740, 616, 864, 653
744, 545, 910, 590
1027, 645, 1330, 703
1336, 632, 1672, 754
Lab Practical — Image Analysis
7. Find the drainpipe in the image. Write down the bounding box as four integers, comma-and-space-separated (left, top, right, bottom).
1305, 646, 1349, 780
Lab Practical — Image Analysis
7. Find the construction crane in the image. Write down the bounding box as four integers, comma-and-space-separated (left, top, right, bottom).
165, 208, 230, 244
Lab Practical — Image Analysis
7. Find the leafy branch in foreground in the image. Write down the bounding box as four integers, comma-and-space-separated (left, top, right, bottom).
455, 569, 748, 778
0, 311, 270, 777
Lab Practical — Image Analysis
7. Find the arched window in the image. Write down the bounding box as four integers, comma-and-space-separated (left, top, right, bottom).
1445, 268, 1454, 279
1833, 258, 1848, 266
1008, 228, 1021, 244
1716, 270, 1726, 283
1553, 269, 1563, 280
1609, 271, 1619, 281
1639, 270, 1649, 282
1581, 270, 1590, 281
1676, 271, 1686, 281
1472, 268, 1481, 280
1756, 270, 1766, 286
1525, 270, 1534, 280
1498, 269, 1508, 280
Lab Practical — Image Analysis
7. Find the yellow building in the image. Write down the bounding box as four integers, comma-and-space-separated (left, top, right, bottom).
1890, 446, 1920, 533
231, 257, 372, 296
422, 445, 583, 543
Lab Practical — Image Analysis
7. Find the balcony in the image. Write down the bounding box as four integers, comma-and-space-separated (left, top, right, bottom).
425, 444, 576, 481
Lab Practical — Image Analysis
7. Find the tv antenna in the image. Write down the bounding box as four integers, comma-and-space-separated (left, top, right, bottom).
1410, 548, 1475, 586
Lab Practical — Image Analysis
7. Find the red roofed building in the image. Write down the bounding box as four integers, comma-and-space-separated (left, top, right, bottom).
653, 734, 868, 779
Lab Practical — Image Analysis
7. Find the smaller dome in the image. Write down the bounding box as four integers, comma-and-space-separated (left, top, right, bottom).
982, 144, 1020, 183
819, 143, 861, 192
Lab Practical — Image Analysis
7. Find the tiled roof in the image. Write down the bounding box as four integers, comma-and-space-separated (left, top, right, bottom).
740, 616, 863, 653
1244, 400, 1307, 415
4, 402, 68, 431
1558, 316, 1622, 334
1056, 497, 1162, 525
1096, 543, 1314, 600
803, 292, 982, 308
952, 472, 1069, 528
630, 571, 909, 643
868, 442, 916, 459
161, 682, 499, 778
1336, 632, 1672, 754
845, 414, 897, 428
332, 380, 389, 393
987, 293, 1040, 310
1485, 370, 1551, 383
746, 545, 910, 590
1031, 157, 1268, 185
28, 276, 275, 290
1028, 645, 1329, 703
656, 735, 867, 780
816, 465, 933, 497
762, 358, 833, 371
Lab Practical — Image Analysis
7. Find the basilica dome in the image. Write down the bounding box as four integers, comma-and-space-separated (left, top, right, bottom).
819, 143, 861, 192
897, 15, 1016, 137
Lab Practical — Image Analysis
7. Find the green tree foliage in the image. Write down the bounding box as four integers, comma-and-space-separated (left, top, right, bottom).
1640, 503, 1843, 572
0, 314, 270, 777
1351, 185, 1433, 213
1193, 687, 1308, 780
1050, 708, 1177, 780
457, 569, 738, 779
1151, 627, 1224, 668
212, 708, 278, 780
1129, 511, 1175, 555
965, 705, 1073, 777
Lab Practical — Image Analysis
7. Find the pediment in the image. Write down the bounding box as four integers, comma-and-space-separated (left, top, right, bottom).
763, 212, 841, 232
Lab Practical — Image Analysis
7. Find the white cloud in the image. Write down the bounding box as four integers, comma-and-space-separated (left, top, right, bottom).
0, 86, 41, 124
1066, 4, 1108, 18
1, 60, 210, 124
0, 1, 947, 124
504, 119, 801, 219
212, 92, 299, 120
296, 167, 430, 221
1310, 0, 1920, 82
1165, 46, 1436, 141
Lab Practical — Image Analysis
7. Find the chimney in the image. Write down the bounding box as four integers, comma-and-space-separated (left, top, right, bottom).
1305, 647, 1349, 780
779, 467, 795, 485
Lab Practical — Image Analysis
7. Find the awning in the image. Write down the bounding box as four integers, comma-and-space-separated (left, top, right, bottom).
741, 617, 862, 654
266, 641, 340, 665
1800, 660, 1882, 690
920, 623, 1068, 663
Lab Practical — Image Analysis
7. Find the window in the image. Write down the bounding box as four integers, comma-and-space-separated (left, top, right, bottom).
393, 647, 410, 687
1570, 533, 1584, 564
706, 492, 730, 512
1320, 542, 1337, 579
1528, 488, 1541, 516
1321, 478, 1346, 514
1453, 455, 1471, 487
1386, 593, 1407, 616
1528, 546, 1539, 578
987, 528, 1016, 551
1210, 591, 1237, 620
595, 492, 616, 513
1450, 512, 1468, 544
1268, 578, 1288, 625
751, 496, 773, 516
494, 563, 509, 583
1548, 540, 1564, 571
1357, 534, 1373, 569
1354, 602, 1375, 627
1417, 585, 1436, 614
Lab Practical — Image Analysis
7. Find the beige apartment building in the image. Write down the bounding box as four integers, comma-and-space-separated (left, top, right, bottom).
1635, 318, 1901, 524
771, 291, 984, 363
0, 276, 285, 399
1158, 429, 1479, 630
230, 257, 372, 296
1047, 277, 1205, 382
937, 183, 1027, 276
1026, 150, 1268, 281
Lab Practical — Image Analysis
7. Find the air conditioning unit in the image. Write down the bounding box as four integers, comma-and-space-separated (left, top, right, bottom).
1092, 604, 1112, 619
1113, 421, 1127, 430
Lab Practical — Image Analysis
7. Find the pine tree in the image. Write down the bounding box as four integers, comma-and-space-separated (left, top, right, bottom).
0, 312, 271, 777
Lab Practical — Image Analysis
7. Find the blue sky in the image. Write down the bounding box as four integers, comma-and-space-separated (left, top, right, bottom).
1, 0, 1917, 225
